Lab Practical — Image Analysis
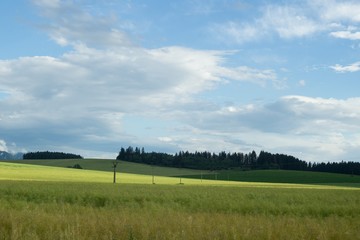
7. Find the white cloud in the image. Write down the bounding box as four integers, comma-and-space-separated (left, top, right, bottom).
210, 3, 322, 44
32, 0, 60, 9
210, 21, 262, 44
0, 44, 278, 132
0, 140, 8, 152
330, 30, 360, 40
298, 80, 306, 87
158, 137, 173, 143
219, 66, 279, 87
261, 5, 320, 39
315, 0, 360, 22
1, 1, 283, 156
211, 0, 360, 44
33, 0, 133, 48
169, 95, 360, 162
331, 62, 360, 73
3, 0, 358, 163
186, 0, 217, 15
311, 0, 360, 40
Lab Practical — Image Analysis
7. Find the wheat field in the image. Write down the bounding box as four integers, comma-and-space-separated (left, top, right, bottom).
0, 162, 359, 239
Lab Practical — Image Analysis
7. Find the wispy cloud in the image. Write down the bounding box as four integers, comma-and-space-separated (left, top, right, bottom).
331, 62, 360, 73
315, 0, 360, 42
210, 21, 262, 44
210, 2, 322, 44
210, 0, 360, 44
260, 5, 320, 39
33, 0, 133, 48
315, 0, 360, 22
330, 30, 360, 40
298, 80, 306, 87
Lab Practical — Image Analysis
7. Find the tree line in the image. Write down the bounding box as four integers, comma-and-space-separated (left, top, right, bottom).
116, 146, 360, 175
23, 151, 83, 160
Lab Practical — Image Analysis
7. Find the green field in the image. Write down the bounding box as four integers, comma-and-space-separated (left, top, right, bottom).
3, 159, 360, 187
0, 162, 204, 185
1, 159, 206, 176
184, 169, 360, 187
0, 180, 359, 239
1, 161, 360, 239
2, 161, 351, 189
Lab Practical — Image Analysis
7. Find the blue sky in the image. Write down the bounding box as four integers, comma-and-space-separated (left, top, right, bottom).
1, 0, 360, 162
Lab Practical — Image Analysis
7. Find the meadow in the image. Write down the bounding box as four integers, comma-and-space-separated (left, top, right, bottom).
2, 159, 205, 176
184, 169, 360, 187
0, 161, 360, 239
4, 159, 360, 186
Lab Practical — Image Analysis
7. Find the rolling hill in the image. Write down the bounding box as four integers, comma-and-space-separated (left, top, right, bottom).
1, 159, 205, 176
1, 161, 359, 190
1, 159, 360, 187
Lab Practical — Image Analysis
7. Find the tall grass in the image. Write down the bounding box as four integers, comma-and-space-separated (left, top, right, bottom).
0, 181, 359, 240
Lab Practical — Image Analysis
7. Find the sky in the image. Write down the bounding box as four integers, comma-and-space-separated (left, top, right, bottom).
0, 0, 360, 162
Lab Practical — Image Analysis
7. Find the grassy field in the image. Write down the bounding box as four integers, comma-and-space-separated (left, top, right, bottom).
1, 159, 206, 176
3, 159, 360, 187
0, 180, 359, 240
2, 162, 353, 189
1, 161, 360, 239
184, 169, 360, 187
0, 162, 203, 185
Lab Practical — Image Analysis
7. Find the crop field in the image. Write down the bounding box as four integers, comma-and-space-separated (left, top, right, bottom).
184, 169, 360, 187
1, 159, 207, 176
3, 159, 360, 186
0, 162, 360, 239
0, 162, 200, 185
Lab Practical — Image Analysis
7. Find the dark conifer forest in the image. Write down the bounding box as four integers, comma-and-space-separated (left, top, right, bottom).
116, 146, 360, 175
23, 151, 83, 160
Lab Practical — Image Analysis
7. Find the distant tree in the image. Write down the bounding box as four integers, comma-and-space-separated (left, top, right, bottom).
23, 151, 83, 159
68, 164, 82, 169
115, 146, 360, 175
117, 147, 126, 160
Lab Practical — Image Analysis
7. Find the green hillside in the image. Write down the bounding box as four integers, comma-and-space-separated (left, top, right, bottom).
1, 161, 359, 240
184, 169, 360, 187
1, 161, 359, 191
0, 161, 211, 185
2, 159, 360, 187
1, 159, 206, 176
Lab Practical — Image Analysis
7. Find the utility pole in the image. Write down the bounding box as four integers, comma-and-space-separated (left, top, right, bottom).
113, 161, 118, 184
152, 165, 155, 184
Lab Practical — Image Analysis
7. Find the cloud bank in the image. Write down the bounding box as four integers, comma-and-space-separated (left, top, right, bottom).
1, 0, 359, 163
0, 0, 280, 157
